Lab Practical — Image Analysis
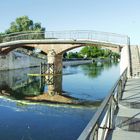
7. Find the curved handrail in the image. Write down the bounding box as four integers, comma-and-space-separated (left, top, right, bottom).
1, 30, 129, 46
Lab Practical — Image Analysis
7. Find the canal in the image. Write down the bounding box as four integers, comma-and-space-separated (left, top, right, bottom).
0, 61, 120, 140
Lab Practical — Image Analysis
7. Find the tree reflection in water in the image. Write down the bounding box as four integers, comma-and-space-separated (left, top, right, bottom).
0, 68, 101, 106
80, 61, 118, 78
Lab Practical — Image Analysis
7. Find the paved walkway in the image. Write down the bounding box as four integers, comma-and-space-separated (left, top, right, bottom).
107, 78, 140, 140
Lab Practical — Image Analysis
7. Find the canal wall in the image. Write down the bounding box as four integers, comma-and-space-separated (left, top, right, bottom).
0, 51, 92, 71
0, 51, 46, 71
63, 60, 92, 66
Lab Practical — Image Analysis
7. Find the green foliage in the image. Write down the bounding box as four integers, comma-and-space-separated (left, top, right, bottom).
111, 52, 120, 59
66, 52, 83, 59
102, 49, 111, 58
80, 46, 105, 58
80, 46, 120, 59
5, 16, 45, 34
1, 16, 46, 42
63, 46, 120, 60
0, 33, 4, 43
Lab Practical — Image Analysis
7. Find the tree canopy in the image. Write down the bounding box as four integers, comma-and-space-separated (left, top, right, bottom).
80, 46, 120, 59
80, 46, 105, 58
64, 46, 120, 60
5, 16, 45, 34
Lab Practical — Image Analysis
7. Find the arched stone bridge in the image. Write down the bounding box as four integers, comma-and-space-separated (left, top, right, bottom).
0, 30, 131, 76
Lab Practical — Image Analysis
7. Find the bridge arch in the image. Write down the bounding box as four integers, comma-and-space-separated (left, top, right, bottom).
0, 44, 48, 55
0, 40, 122, 54
0, 31, 131, 76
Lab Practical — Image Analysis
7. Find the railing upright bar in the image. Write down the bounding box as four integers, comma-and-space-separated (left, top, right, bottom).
119, 80, 123, 99
1, 30, 128, 45
109, 95, 113, 129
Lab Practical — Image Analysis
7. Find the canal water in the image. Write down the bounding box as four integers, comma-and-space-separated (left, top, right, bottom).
0, 62, 120, 140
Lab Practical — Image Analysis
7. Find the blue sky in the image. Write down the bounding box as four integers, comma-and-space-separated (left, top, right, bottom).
0, 0, 140, 44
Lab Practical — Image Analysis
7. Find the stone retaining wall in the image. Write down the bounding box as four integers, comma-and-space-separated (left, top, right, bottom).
0, 51, 92, 71
63, 60, 92, 66
0, 51, 46, 71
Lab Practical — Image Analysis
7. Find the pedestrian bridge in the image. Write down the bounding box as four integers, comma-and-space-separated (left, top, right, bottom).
0, 30, 128, 54
0, 30, 140, 139
0, 30, 132, 76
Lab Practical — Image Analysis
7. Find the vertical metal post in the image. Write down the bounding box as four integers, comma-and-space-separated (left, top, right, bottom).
119, 80, 122, 99
94, 125, 98, 140
109, 96, 113, 129
123, 71, 127, 91
116, 85, 119, 105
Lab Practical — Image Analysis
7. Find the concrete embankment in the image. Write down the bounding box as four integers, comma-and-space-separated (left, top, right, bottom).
63, 60, 92, 66
0, 51, 46, 70
0, 51, 92, 71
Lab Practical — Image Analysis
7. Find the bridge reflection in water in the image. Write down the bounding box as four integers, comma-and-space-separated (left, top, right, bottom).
0, 66, 103, 106
0, 62, 121, 140
0, 61, 120, 105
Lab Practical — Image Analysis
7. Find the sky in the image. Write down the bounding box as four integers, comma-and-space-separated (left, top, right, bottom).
0, 0, 140, 44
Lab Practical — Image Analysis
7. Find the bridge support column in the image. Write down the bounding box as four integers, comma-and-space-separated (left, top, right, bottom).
47, 49, 63, 74
46, 75, 62, 96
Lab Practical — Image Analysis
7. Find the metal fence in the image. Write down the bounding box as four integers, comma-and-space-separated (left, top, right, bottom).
1, 30, 129, 46
77, 68, 127, 140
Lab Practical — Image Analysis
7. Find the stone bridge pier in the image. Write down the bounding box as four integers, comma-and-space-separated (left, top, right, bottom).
45, 74, 62, 96
0, 30, 131, 77
47, 49, 63, 74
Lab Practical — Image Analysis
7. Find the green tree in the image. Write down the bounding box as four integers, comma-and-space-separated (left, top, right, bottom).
0, 33, 5, 43
66, 52, 83, 59
80, 46, 103, 58
111, 52, 120, 60
103, 49, 111, 58
5, 16, 45, 34
2, 16, 46, 42
80, 46, 120, 60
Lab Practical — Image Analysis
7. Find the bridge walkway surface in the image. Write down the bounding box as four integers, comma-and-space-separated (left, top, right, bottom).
107, 78, 140, 140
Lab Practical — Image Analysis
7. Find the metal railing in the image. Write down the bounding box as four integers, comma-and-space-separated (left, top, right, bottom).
77, 68, 127, 140
1, 31, 45, 42
1, 30, 129, 46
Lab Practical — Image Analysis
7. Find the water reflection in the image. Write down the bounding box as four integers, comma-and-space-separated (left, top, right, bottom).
25, 75, 82, 105
0, 62, 120, 140
80, 61, 118, 78
0, 67, 101, 106
0, 61, 119, 106
0, 68, 41, 99
63, 61, 120, 101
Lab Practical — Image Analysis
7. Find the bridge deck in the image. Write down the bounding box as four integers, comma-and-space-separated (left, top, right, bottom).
107, 78, 140, 140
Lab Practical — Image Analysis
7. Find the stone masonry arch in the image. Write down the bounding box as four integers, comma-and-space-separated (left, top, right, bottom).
0, 39, 130, 76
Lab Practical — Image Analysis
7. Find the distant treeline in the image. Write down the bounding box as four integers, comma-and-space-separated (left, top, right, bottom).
63, 46, 120, 60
